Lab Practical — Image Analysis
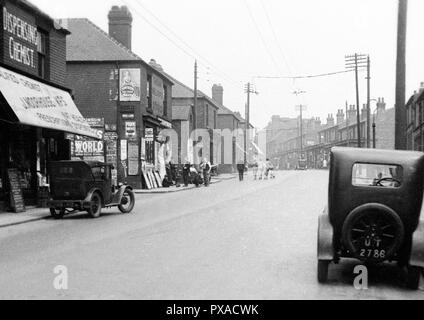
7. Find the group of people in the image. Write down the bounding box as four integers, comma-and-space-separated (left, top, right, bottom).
182, 158, 212, 188
237, 158, 276, 182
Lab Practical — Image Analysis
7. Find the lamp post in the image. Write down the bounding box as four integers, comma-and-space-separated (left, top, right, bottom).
370, 98, 379, 148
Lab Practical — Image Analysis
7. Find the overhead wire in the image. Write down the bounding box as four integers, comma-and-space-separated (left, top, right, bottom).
242, 0, 283, 76
122, 0, 244, 89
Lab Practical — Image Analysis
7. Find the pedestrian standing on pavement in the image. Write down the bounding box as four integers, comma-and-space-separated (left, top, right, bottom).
183, 158, 191, 187
200, 158, 211, 187
237, 160, 246, 182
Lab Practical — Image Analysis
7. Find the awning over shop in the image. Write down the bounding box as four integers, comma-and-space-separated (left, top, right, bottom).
0, 66, 98, 138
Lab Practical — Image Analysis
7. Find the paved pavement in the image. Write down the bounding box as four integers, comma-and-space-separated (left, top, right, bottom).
0, 174, 237, 227
0, 170, 422, 299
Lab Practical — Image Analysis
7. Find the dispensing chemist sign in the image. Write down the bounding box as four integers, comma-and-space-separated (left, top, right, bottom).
3, 5, 38, 70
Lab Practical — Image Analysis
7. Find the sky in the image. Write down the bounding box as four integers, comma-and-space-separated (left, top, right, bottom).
30, 0, 424, 129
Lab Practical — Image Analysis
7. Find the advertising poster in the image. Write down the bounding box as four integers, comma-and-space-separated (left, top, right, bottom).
128, 142, 139, 176
125, 121, 137, 139
120, 69, 141, 102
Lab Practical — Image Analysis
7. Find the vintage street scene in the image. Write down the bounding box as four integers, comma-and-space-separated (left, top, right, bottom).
0, 0, 423, 301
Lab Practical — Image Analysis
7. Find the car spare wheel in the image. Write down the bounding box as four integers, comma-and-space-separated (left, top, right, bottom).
87, 192, 102, 218
342, 203, 404, 263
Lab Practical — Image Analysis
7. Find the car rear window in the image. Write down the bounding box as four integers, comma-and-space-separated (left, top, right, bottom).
352, 163, 403, 188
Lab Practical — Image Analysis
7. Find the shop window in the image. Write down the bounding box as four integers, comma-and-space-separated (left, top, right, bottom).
37, 30, 48, 80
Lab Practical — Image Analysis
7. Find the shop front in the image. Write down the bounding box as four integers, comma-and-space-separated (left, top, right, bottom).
0, 65, 97, 212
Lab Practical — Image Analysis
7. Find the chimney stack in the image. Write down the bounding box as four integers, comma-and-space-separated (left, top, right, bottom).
336, 109, 345, 125
377, 97, 386, 114
212, 84, 224, 106
326, 114, 335, 127
347, 105, 357, 124
108, 5, 133, 50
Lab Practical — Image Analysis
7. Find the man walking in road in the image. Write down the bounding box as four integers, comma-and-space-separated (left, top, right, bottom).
237, 160, 247, 182
200, 158, 212, 187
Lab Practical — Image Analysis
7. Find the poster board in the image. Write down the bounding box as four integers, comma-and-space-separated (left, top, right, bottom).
7, 169, 26, 213
142, 169, 152, 190
154, 172, 163, 188
120, 69, 141, 102
149, 171, 158, 189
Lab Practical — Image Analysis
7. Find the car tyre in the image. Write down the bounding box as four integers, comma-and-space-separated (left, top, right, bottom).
118, 189, 135, 214
318, 260, 330, 283
342, 203, 404, 263
87, 192, 102, 219
406, 266, 422, 290
50, 208, 65, 220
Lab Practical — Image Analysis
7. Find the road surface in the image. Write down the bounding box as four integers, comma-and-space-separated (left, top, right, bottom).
0, 170, 422, 299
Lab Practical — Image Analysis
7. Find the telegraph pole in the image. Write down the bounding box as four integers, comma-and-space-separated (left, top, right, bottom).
366, 56, 371, 148
345, 53, 368, 148
244, 83, 258, 164
193, 60, 198, 130
293, 90, 307, 158
395, 0, 408, 150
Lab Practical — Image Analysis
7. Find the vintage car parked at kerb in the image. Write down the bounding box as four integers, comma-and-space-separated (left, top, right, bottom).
47, 161, 135, 219
318, 147, 424, 289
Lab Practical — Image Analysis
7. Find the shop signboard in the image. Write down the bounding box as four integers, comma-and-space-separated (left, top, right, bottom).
0, 65, 98, 138
119, 69, 141, 102
3, 4, 38, 74
86, 118, 105, 128
74, 140, 104, 157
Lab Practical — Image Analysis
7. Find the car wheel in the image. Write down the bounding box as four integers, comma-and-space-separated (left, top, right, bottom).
118, 189, 135, 214
342, 203, 404, 263
406, 266, 422, 290
87, 192, 102, 219
318, 260, 330, 283
50, 208, 65, 220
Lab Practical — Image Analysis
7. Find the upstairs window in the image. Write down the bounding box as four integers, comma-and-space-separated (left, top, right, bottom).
147, 75, 152, 111
37, 30, 48, 79
163, 84, 168, 117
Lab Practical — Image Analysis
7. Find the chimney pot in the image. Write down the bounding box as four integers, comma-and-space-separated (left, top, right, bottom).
212, 84, 224, 106
108, 5, 133, 50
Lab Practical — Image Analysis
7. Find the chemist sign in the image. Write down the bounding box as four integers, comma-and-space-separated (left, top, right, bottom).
2, 3, 38, 74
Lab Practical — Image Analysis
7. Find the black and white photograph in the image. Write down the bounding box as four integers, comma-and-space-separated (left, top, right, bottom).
0, 0, 423, 305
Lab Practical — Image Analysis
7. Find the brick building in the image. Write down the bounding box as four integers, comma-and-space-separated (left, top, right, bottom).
271, 99, 394, 170
406, 84, 424, 151
0, 0, 96, 211
170, 76, 219, 165
62, 6, 173, 189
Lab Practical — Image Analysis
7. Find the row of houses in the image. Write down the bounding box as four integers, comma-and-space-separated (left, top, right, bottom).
0, 1, 251, 212
266, 98, 394, 170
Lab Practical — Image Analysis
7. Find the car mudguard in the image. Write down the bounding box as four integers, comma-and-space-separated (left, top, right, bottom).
410, 216, 424, 268
113, 185, 133, 204
318, 206, 334, 261
85, 188, 104, 207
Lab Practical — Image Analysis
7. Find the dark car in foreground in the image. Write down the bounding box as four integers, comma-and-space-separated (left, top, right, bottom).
317, 147, 424, 289
47, 161, 135, 219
